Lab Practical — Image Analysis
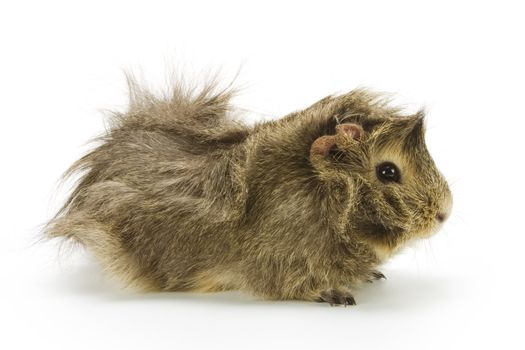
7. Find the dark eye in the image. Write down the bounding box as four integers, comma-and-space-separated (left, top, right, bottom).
376, 162, 401, 183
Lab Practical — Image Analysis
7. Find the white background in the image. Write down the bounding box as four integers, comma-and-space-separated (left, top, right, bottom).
1, 1, 524, 349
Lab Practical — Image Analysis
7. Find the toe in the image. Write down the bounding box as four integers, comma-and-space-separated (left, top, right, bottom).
318, 288, 356, 306
371, 271, 386, 280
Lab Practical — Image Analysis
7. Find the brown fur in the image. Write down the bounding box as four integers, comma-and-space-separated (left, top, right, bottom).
45, 78, 452, 304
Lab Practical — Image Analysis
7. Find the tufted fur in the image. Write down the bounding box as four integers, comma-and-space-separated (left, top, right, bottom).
45, 78, 452, 304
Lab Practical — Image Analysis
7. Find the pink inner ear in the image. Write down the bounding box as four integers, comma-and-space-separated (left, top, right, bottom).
310, 135, 337, 158
310, 123, 363, 159
335, 123, 363, 141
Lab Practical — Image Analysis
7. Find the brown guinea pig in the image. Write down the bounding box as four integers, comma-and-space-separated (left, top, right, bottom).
45, 78, 452, 305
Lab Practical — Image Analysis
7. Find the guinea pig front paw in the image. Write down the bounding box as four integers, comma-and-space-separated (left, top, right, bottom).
316, 288, 356, 306
366, 270, 387, 283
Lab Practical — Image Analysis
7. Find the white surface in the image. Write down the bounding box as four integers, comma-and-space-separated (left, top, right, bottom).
1, 1, 524, 349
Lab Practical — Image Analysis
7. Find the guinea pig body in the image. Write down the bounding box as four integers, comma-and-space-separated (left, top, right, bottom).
46, 80, 452, 305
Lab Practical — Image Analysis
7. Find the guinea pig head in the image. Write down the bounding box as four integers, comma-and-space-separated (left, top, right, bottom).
310, 111, 452, 260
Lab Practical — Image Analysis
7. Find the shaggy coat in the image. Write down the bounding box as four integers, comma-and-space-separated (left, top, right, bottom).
46, 80, 452, 305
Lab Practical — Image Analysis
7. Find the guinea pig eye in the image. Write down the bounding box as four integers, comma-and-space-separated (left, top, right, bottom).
376, 162, 401, 183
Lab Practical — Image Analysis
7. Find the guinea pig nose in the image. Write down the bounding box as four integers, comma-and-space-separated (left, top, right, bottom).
436, 212, 446, 223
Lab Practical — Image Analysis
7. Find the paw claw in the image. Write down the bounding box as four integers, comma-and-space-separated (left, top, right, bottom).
319, 289, 356, 306
371, 270, 386, 280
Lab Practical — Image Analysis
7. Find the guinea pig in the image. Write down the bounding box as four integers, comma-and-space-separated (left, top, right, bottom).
45, 79, 452, 306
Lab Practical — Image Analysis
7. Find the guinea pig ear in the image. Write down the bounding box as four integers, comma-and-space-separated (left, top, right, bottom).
335, 123, 363, 142
310, 135, 337, 158
310, 123, 363, 158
